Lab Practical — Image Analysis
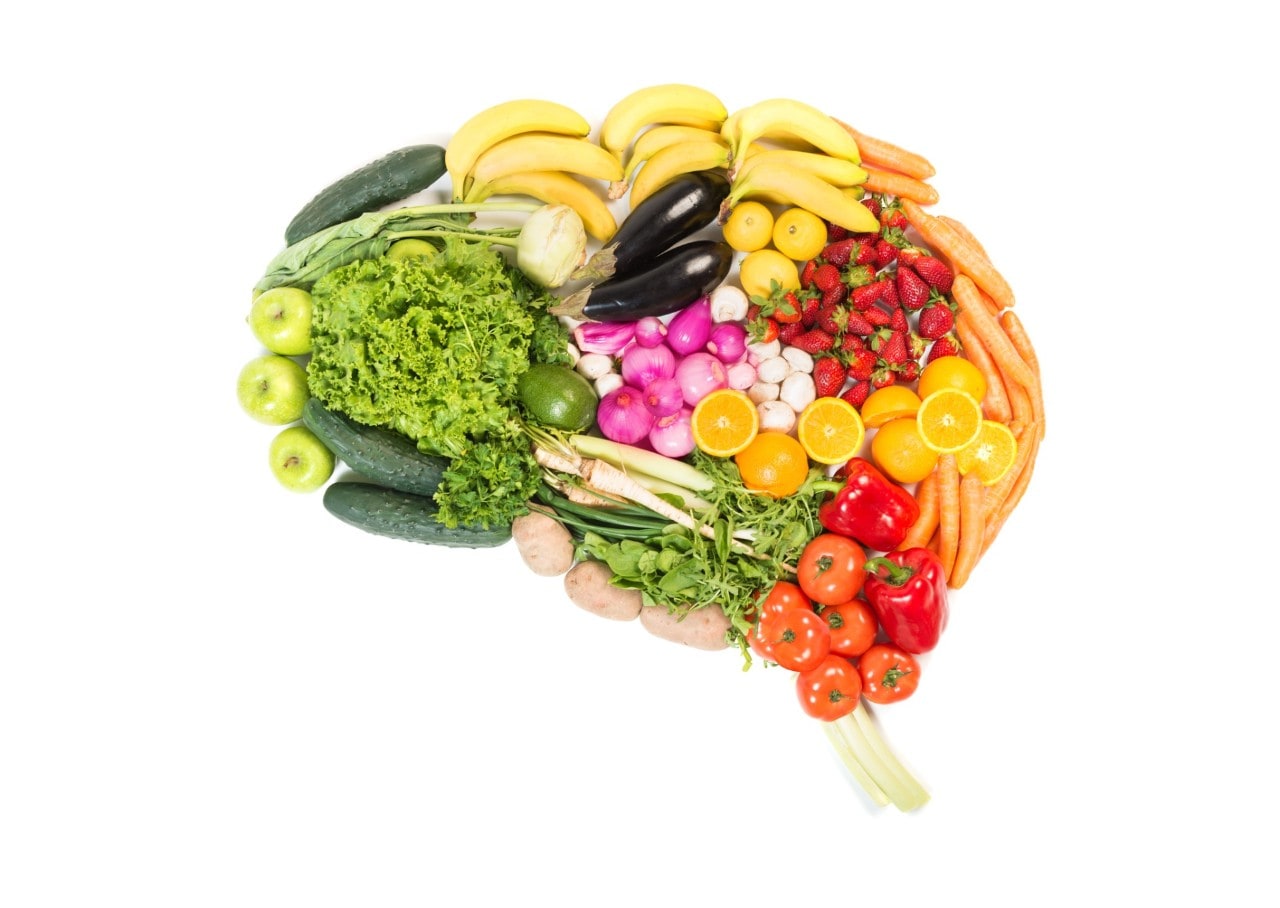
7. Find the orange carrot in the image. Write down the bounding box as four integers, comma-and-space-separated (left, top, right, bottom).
950, 276, 1037, 391
862, 165, 939, 206
982, 422, 1041, 554
898, 471, 940, 551
981, 420, 1037, 524
954, 313, 1012, 424
1000, 310, 1045, 437
900, 199, 1016, 309
831, 118, 936, 180
938, 215, 990, 262
935, 454, 960, 579
950, 472, 986, 589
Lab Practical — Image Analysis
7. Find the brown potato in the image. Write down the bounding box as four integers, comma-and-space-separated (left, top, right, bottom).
512, 511, 575, 577
563, 560, 642, 621
639, 603, 732, 651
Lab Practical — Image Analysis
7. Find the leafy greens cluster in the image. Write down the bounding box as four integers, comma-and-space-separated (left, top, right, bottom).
307, 236, 568, 528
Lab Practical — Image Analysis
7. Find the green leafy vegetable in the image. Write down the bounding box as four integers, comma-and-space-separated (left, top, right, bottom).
307, 236, 567, 529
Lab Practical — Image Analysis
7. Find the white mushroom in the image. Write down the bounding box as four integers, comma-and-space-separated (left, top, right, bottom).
594, 372, 625, 397
747, 381, 780, 404
709, 285, 750, 323
747, 338, 781, 364
781, 346, 814, 373
576, 352, 615, 381
779, 371, 817, 413
756, 355, 792, 385
757, 400, 797, 434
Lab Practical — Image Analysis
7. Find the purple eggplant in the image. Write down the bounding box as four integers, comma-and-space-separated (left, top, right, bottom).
552, 240, 733, 323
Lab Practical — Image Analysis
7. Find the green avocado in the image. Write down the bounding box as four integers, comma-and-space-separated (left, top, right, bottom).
518, 363, 598, 432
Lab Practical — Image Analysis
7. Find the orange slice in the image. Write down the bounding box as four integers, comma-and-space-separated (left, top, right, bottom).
691, 389, 760, 457
796, 396, 865, 465
734, 431, 810, 498
916, 388, 983, 454
860, 385, 923, 429
956, 420, 1019, 485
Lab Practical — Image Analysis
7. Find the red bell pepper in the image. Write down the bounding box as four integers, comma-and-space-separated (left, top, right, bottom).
816, 458, 920, 552
861, 547, 949, 654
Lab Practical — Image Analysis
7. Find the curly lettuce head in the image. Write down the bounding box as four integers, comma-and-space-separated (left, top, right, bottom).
307, 236, 563, 459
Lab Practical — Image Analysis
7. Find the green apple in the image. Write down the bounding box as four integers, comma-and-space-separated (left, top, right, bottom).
386, 238, 437, 262
247, 286, 313, 355
237, 354, 309, 425
269, 425, 334, 492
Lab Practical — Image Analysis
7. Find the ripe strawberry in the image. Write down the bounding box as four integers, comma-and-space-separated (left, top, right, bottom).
840, 332, 867, 355
905, 253, 954, 291
826, 222, 849, 242
800, 295, 822, 327
860, 196, 882, 220
896, 265, 931, 311
878, 277, 898, 307
879, 202, 907, 229
813, 357, 847, 398
821, 238, 859, 267
926, 334, 962, 363
874, 238, 900, 269
870, 366, 898, 389
908, 331, 928, 360
790, 328, 836, 354
872, 329, 910, 365
841, 380, 872, 409
817, 304, 848, 335
863, 305, 892, 329
748, 315, 779, 344
773, 290, 804, 324
850, 282, 883, 311
842, 264, 876, 289
855, 241, 879, 266
844, 347, 877, 381
895, 360, 920, 382
777, 320, 804, 345
889, 306, 910, 332
844, 310, 875, 336
812, 263, 842, 293
918, 301, 955, 340
800, 259, 819, 289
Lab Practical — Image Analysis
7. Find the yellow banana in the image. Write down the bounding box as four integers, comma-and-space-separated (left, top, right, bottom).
445, 99, 591, 200
725, 161, 878, 234
468, 134, 623, 198
723, 98, 861, 178
626, 140, 731, 209
598, 84, 728, 158
612, 127, 727, 199
466, 170, 617, 242
736, 148, 868, 188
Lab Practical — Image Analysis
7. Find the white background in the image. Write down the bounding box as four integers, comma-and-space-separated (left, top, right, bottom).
3, 2, 1277, 905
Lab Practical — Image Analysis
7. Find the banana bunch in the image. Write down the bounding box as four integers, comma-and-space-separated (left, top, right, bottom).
717, 98, 878, 234
445, 99, 620, 241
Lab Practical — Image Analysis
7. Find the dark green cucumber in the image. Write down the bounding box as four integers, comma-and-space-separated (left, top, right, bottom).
323, 482, 512, 549
284, 144, 447, 245
302, 398, 448, 498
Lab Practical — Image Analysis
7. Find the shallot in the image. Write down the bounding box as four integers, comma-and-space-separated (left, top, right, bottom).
706, 322, 748, 363
648, 407, 696, 458
597, 384, 654, 444
666, 296, 712, 355
621, 343, 676, 389
675, 351, 728, 407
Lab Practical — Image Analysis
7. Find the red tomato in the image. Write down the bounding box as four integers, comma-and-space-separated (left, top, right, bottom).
756, 580, 811, 618
821, 599, 879, 658
858, 644, 921, 704
796, 654, 862, 721
755, 607, 830, 672
797, 534, 867, 606
748, 581, 814, 661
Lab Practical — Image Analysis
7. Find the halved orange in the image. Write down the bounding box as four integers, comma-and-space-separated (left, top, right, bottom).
796, 396, 865, 465
734, 431, 810, 498
691, 389, 760, 457
916, 388, 983, 454
956, 420, 1019, 485
860, 385, 923, 429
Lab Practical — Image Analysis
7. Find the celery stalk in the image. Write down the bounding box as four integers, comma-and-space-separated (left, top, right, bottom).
837, 707, 930, 812
569, 435, 715, 493
821, 721, 891, 807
